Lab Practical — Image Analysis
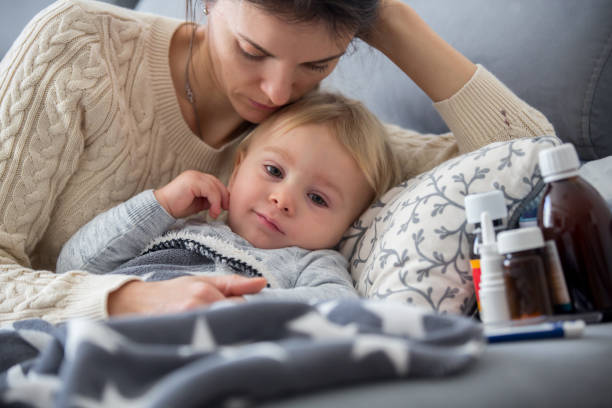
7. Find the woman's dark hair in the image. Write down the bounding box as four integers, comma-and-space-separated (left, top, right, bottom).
186, 0, 379, 39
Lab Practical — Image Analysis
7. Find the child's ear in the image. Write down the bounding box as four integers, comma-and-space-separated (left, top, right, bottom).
228, 150, 245, 190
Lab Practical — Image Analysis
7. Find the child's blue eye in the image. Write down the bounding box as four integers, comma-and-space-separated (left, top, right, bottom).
308, 193, 328, 207
265, 165, 283, 178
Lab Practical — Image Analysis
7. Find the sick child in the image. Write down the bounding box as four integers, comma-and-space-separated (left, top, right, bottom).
56, 91, 401, 304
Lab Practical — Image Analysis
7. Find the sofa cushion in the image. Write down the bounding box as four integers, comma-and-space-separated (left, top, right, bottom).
338, 136, 561, 314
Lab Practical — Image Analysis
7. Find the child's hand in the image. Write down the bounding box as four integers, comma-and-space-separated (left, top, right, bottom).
154, 170, 229, 219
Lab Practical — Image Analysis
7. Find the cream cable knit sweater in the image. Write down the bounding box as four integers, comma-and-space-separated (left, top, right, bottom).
0, 0, 554, 326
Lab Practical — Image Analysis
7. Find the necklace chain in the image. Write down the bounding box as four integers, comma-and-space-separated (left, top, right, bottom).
184, 3, 210, 137
184, 32, 201, 136
185, 31, 195, 104
185, 1, 207, 106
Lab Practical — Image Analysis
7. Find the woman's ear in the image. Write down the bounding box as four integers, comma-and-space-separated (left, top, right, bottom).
228, 150, 245, 190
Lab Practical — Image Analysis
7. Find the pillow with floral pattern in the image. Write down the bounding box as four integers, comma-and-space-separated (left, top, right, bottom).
338, 136, 561, 314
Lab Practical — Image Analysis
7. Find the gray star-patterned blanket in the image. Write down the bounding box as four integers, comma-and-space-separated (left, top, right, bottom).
1, 300, 484, 407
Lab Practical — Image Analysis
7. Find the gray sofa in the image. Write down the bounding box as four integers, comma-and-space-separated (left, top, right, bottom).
2, 1, 611, 407
323, 0, 612, 162
277, 2, 612, 406
0, 1, 132, 57
279, 2, 612, 406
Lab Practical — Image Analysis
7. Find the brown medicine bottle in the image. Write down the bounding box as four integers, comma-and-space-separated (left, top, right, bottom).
537, 144, 612, 314
497, 227, 553, 320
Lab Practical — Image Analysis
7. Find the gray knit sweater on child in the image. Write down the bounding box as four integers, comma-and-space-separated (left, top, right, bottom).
56, 190, 358, 302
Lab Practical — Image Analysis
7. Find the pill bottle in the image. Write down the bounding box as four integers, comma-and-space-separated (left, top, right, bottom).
537, 143, 612, 313
464, 190, 508, 311
497, 227, 553, 320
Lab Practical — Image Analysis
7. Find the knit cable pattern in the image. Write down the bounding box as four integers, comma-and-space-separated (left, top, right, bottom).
0, 1, 159, 325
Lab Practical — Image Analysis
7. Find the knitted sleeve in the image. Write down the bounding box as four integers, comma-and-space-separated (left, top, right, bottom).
56, 190, 177, 275
388, 65, 556, 180
246, 249, 359, 302
0, 0, 140, 326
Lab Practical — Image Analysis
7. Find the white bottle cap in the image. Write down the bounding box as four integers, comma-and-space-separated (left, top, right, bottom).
496, 227, 544, 254
539, 143, 580, 183
563, 320, 586, 338
464, 190, 508, 224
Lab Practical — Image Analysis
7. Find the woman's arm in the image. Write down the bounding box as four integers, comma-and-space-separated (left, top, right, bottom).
364, 1, 555, 178
0, 1, 148, 326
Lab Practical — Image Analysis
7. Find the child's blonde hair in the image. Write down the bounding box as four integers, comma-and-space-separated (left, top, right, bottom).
236, 91, 401, 202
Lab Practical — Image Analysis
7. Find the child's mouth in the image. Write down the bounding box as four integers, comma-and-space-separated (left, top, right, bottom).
255, 212, 284, 234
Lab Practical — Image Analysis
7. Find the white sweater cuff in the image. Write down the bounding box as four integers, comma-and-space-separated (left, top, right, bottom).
434, 64, 551, 153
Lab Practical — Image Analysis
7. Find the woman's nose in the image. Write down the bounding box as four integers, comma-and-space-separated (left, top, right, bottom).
260, 62, 293, 107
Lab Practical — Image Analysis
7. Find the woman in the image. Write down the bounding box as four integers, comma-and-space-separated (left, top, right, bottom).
0, 0, 554, 326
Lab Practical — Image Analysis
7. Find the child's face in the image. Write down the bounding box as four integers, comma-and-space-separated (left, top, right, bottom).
227, 123, 373, 250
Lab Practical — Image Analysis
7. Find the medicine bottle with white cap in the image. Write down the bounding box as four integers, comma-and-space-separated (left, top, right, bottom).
497, 227, 553, 320
537, 143, 612, 314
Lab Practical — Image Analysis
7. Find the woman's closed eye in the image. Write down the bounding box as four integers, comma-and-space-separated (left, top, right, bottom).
239, 46, 265, 61
303, 62, 329, 73
237, 41, 265, 61
237, 41, 329, 73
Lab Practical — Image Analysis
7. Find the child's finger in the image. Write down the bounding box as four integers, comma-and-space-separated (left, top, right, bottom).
176, 172, 228, 218
219, 183, 230, 211
200, 187, 222, 218
207, 176, 230, 213
202, 183, 228, 218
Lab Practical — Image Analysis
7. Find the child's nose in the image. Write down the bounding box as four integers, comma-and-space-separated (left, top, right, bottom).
270, 191, 293, 215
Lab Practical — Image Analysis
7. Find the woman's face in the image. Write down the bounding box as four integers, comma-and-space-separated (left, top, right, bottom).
205, 0, 353, 123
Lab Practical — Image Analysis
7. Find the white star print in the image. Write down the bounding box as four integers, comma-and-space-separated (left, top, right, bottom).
178, 317, 217, 356
219, 342, 288, 362
287, 311, 359, 339
70, 383, 152, 408
315, 300, 341, 317
65, 320, 125, 360
362, 301, 426, 338
351, 334, 410, 375
15, 329, 54, 352
3, 365, 61, 407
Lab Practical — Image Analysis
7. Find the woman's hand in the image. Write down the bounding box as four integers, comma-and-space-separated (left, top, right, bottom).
362, 0, 476, 102
154, 170, 229, 219
359, 0, 401, 49
107, 275, 268, 317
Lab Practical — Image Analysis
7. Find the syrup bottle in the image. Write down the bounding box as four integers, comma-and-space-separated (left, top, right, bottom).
537, 143, 612, 315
